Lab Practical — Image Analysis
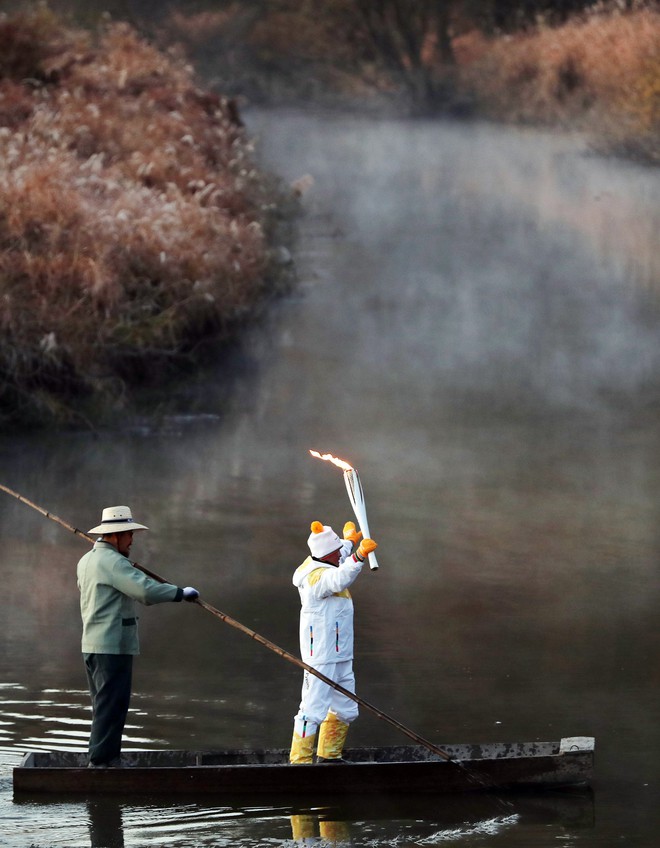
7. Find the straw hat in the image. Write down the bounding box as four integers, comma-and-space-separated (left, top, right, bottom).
308, 521, 342, 559
89, 505, 149, 535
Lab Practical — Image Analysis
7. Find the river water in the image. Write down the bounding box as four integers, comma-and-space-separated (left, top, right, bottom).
1, 110, 659, 846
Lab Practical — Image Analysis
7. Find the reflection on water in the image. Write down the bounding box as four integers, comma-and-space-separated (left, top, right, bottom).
0, 683, 171, 754
88, 800, 125, 848
8, 789, 593, 848
1, 111, 659, 846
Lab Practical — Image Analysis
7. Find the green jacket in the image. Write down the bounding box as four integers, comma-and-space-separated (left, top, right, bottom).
77, 540, 182, 655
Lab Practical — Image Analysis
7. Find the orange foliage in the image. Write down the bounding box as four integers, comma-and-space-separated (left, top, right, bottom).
457, 6, 659, 160
161, 7, 241, 50
0, 10, 289, 428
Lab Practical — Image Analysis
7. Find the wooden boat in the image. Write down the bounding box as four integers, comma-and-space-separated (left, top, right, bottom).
13, 736, 594, 798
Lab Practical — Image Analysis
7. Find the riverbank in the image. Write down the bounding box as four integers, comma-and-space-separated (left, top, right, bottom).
161, 2, 658, 165
0, 7, 297, 430
1, 4, 656, 430
455, 5, 659, 164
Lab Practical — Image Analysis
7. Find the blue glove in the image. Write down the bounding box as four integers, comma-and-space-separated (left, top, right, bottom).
182, 587, 199, 601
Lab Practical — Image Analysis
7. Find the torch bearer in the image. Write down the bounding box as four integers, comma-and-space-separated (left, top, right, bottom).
309, 451, 380, 571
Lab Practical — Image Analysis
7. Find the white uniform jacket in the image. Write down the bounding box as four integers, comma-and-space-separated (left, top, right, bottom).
293, 551, 363, 665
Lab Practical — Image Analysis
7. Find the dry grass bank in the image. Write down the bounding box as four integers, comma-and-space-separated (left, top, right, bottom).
455, 4, 660, 162
157, 2, 659, 161
0, 6, 294, 430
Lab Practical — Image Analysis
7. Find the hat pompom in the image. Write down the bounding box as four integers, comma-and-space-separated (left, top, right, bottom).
310, 520, 324, 534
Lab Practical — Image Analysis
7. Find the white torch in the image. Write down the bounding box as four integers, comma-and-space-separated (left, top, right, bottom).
309, 451, 380, 571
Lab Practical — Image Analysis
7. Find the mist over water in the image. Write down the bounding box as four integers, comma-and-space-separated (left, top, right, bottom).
252, 113, 660, 420
1, 111, 659, 846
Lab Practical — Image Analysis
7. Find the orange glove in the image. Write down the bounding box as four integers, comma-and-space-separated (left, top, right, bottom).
342, 521, 362, 546
356, 538, 377, 561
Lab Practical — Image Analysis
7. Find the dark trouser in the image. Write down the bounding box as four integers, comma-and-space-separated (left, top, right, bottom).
84, 653, 133, 766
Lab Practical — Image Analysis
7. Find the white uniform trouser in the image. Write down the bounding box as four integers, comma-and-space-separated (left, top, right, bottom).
293, 660, 359, 737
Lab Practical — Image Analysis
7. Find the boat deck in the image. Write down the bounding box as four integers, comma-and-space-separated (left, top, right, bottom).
14, 737, 595, 798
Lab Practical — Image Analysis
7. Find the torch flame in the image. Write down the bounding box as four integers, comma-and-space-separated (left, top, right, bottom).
309, 450, 354, 472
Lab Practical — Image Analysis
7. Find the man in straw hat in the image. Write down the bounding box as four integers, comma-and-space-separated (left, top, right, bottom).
289, 520, 377, 764
77, 505, 199, 768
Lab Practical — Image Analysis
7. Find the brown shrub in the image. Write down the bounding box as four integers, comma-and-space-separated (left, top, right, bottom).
159, 8, 240, 51
0, 4, 62, 80
0, 80, 37, 127
0, 11, 290, 429
457, 4, 660, 156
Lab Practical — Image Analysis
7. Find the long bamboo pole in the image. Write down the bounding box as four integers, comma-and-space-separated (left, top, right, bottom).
0, 482, 454, 762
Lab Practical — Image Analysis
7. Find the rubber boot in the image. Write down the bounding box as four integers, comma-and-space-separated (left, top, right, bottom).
289, 730, 317, 764
316, 712, 349, 762
320, 819, 351, 841
290, 814, 316, 840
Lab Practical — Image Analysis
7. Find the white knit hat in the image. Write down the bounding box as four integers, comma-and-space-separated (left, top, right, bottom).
89, 505, 149, 534
308, 521, 342, 559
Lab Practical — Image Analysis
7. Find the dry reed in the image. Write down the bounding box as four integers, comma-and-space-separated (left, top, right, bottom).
0, 7, 290, 429
457, 4, 660, 161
